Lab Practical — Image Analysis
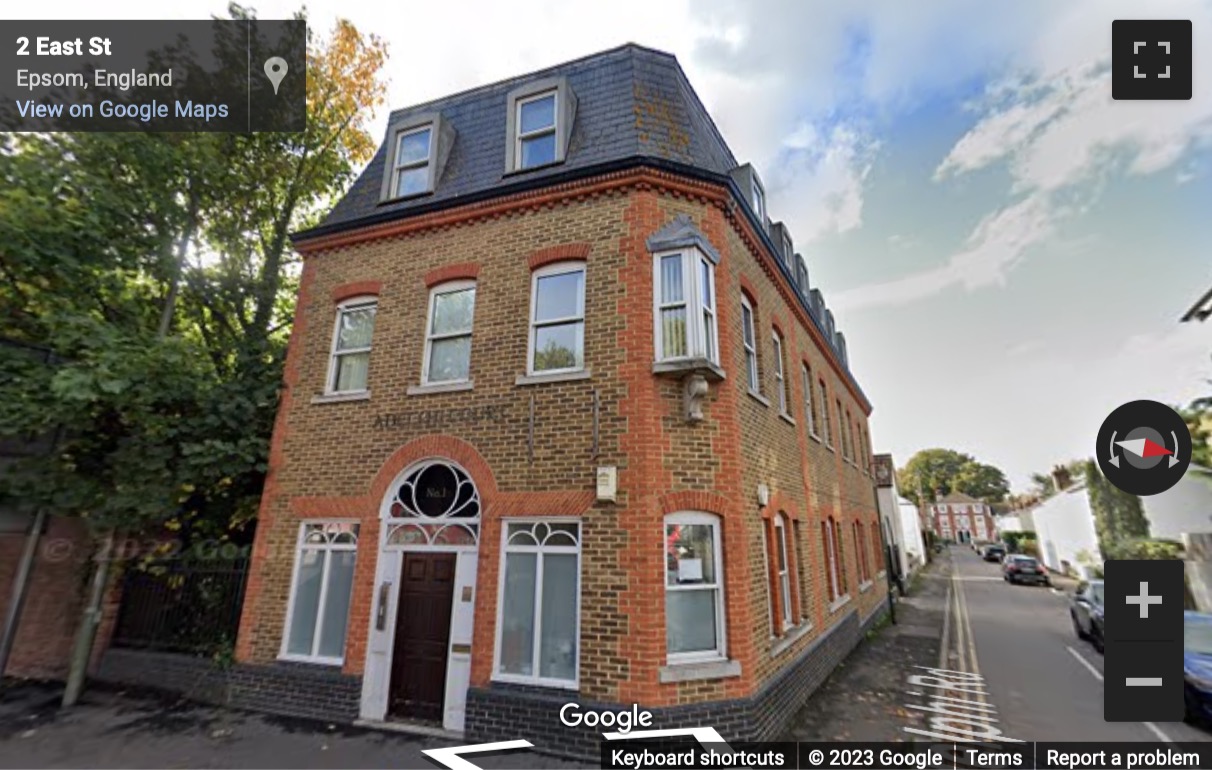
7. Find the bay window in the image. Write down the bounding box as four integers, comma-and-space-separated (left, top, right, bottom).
653, 249, 719, 366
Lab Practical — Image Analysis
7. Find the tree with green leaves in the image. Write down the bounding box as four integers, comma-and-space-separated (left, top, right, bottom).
1026, 459, 1087, 497
0, 6, 388, 703
897, 448, 1010, 506
1083, 459, 1150, 559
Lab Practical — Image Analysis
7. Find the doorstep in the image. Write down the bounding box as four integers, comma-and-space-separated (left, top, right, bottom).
352, 718, 464, 741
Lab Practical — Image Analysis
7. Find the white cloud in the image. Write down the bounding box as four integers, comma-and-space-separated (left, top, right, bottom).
840, 0, 1212, 312
833, 193, 1058, 311
766, 124, 877, 245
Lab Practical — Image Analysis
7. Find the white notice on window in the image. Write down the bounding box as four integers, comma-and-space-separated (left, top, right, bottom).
678, 558, 703, 582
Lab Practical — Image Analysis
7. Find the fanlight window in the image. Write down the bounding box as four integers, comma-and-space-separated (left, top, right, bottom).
385, 462, 480, 547
506, 521, 580, 548
302, 522, 360, 545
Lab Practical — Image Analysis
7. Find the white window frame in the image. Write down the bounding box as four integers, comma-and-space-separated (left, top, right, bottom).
818, 379, 832, 448
772, 331, 788, 415
515, 90, 558, 171
838, 400, 851, 459
421, 280, 476, 386
802, 363, 818, 439
492, 519, 582, 689
391, 123, 433, 198
279, 521, 359, 665
528, 261, 586, 376
825, 517, 842, 602
774, 515, 793, 630
665, 511, 728, 664
325, 297, 377, 395
741, 297, 759, 393
752, 177, 766, 224
937, 504, 948, 514
652, 248, 720, 365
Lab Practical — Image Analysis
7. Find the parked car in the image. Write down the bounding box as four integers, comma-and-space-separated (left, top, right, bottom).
1070, 579, 1105, 653
983, 544, 1006, 562
1185, 612, 1212, 724
1003, 554, 1049, 586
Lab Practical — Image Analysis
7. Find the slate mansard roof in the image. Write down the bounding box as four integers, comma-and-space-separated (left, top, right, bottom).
315, 44, 737, 232
300, 43, 870, 407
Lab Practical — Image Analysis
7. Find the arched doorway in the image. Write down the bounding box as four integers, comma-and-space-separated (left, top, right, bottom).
360, 460, 481, 731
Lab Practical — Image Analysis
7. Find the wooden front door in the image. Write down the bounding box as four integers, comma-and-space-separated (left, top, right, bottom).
388, 552, 456, 722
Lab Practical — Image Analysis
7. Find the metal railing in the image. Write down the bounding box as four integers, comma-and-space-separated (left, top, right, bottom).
111, 558, 249, 656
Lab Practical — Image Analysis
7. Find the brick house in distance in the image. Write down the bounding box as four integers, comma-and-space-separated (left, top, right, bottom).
929, 492, 996, 543
233, 44, 885, 757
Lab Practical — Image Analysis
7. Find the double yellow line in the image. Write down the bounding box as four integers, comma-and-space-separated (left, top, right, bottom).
939, 554, 988, 707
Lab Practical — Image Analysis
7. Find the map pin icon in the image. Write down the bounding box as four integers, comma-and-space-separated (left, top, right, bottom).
264, 57, 288, 95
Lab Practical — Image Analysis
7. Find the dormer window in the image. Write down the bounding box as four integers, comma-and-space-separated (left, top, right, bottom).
517, 91, 557, 169
393, 125, 432, 198
752, 177, 766, 224
379, 112, 455, 202
505, 77, 577, 173
781, 230, 793, 263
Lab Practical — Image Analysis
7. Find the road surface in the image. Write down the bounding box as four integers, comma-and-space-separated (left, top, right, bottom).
939, 544, 1208, 742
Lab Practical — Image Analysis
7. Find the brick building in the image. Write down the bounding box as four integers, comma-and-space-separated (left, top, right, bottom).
928, 492, 995, 543
233, 44, 886, 757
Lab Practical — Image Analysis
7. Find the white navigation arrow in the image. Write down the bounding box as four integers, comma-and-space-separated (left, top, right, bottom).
422, 739, 534, 770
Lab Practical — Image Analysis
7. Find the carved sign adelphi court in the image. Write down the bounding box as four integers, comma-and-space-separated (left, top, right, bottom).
372, 404, 508, 431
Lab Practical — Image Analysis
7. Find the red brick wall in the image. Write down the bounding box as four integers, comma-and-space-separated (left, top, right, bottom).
0, 517, 119, 679
236, 167, 884, 709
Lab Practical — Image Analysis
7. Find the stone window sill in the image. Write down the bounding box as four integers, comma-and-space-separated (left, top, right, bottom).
311, 390, 370, 404
515, 369, 591, 386
407, 381, 473, 396
859, 580, 873, 593
809, 431, 822, 443
824, 442, 835, 453
747, 389, 770, 407
658, 658, 741, 683
771, 621, 814, 658
778, 412, 796, 426
828, 594, 852, 614
276, 653, 343, 667
652, 358, 725, 382
877, 570, 887, 580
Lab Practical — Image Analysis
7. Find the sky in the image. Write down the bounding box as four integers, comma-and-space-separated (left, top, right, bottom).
22, 0, 1212, 491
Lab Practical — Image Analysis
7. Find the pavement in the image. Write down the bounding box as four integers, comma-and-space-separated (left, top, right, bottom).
780, 551, 950, 742
3, 546, 1206, 768
0, 679, 589, 769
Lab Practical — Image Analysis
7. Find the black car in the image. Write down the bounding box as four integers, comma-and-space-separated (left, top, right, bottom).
1003, 554, 1049, 586
983, 544, 1006, 562
1070, 579, 1105, 653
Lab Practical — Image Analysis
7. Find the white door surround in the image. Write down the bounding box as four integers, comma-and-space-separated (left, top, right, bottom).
359, 459, 481, 732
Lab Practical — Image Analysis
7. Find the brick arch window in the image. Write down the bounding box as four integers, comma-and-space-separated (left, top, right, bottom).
854, 520, 869, 583
325, 295, 377, 395
772, 513, 794, 631
740, 294, 760, 393
528, 260, 586, 375
665, 511, 727, 662
422, 279, 476, 385
871, 520, 884, 576
823, 516, 845, 602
